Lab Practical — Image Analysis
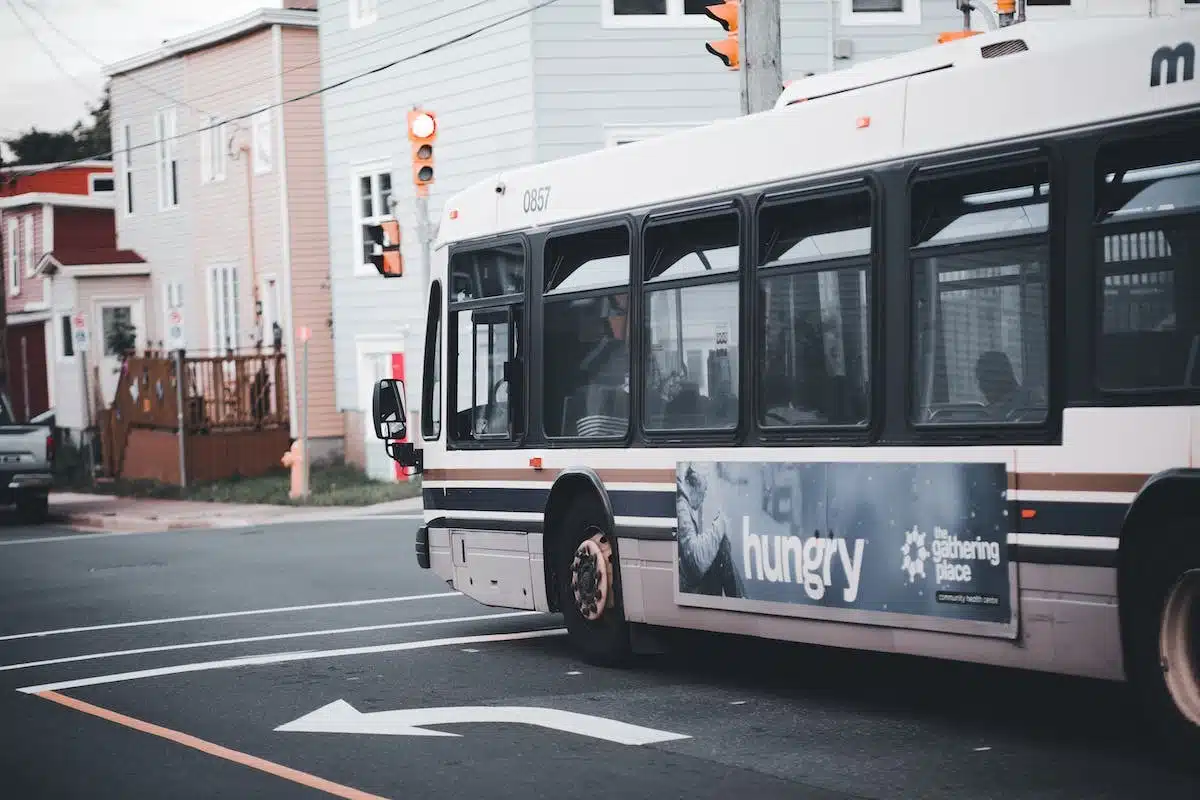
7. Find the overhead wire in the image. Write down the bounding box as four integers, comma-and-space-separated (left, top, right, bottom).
3, 0, 96, 98
15, 0, 219, 120
13, 0, 564, 179
184, 0, 500, 108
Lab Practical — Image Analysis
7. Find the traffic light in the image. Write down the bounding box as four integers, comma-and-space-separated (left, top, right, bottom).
704, 1, 739, 70
366, 218, 403, 277
407, 108, 437, 196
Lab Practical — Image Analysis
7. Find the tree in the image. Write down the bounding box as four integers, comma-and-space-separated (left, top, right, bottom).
2, 85, 111, 166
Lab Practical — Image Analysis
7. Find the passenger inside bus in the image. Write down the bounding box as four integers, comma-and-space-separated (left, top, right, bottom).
974, 349, 1045, 421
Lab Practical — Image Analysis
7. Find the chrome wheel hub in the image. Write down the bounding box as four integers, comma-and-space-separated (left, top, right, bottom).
570, 529, 613, 622
1159, 568, 1200, 727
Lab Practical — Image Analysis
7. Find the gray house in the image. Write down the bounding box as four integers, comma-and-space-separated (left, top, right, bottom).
319, 0, 971, 480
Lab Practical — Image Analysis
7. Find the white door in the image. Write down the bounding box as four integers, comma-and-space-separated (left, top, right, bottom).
356, 337, 407, 482
95, 298, 146, 405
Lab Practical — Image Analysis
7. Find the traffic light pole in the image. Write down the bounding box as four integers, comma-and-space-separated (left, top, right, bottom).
739, 0, 782, 114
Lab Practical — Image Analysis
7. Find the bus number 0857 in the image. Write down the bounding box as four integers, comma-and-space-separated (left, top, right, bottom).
522, 186, 551, 213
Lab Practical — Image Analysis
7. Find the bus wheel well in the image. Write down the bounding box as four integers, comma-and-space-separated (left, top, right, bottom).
1115, 470, 1200, 757
1117, 470, 1200, 639
543, 472, 614, 615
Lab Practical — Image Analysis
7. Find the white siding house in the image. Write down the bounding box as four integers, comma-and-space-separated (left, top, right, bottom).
319, 0, 978, 480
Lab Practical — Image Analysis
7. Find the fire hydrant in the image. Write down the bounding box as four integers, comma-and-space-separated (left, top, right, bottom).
281, 440, 308, 499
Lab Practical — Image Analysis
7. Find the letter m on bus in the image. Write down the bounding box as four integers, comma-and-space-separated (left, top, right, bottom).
1150, 42, 1195, 88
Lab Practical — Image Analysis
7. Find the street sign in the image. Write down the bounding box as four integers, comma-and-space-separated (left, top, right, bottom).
298, 325, 311, 342
71, 312, 89, 350
275, 700, 691, 746
166, 307, 186, 351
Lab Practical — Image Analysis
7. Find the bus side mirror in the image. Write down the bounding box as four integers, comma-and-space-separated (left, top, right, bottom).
372, 378, 408, 441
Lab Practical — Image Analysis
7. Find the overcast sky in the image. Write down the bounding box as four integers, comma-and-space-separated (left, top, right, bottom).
2, 0, 280, 159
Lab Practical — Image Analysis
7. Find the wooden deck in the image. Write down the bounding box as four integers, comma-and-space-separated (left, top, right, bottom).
98, 352, 292, 485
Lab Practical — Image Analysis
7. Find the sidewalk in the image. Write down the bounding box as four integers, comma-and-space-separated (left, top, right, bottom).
50, 492, 424, 534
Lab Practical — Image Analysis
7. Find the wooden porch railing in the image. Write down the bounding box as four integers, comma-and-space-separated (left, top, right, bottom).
99, 352, 291, 484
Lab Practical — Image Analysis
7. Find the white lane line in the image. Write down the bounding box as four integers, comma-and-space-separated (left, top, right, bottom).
0, 530, 188, 546
361, 514, 424, 521
0, 592, 463, 642
0, 611, 544, 672
17, 627, 568, 694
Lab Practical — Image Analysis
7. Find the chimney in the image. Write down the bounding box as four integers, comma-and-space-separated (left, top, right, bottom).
285, 0, 317, 9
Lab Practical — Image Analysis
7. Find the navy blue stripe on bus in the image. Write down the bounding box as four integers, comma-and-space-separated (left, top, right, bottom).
1006, 545, 1116, 569
424, 488, 1128, 539
1012, 500, 1128, 538
422, 487, 675, 519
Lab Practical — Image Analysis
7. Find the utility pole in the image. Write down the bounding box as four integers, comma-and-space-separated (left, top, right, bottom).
705, 1, 783, 115
739, 0, 782, 114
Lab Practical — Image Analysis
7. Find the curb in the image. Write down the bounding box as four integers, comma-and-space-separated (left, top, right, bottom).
63, 513, 236, 533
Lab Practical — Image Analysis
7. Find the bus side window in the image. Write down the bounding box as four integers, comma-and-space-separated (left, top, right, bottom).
909, 159, 1052, 427
755, 187, 873, 430
542, 224, 632, 440
1094, 123, 1200, 395
641, 209, 741, 433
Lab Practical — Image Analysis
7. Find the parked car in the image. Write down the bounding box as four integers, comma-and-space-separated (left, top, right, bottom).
0, 391, 54, 522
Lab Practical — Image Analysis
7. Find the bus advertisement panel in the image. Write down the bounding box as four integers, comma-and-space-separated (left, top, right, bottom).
674, 461, 1014, 635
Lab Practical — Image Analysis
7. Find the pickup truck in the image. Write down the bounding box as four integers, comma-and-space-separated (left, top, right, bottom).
0, 391, 54, 522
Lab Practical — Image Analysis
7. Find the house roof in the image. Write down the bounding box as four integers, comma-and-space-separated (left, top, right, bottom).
0, 161, 113, 174
0, 192, 114, 211
104, 7, 318, 77
36, 249, 148, 278
48, 249, 145, 266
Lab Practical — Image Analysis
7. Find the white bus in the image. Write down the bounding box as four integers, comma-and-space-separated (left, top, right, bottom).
371, 14, 1200, 756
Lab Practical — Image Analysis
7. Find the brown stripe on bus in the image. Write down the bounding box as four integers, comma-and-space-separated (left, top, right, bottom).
424, 467, 1150, 494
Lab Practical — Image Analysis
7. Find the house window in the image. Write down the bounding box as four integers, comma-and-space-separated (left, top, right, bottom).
209, 264, 241, 354
5, 218, 19, 295
840, 0, 921, 26
201, 118, 227, 183
353, 164, 394, 275
22, 214, 35, 278
59, 314, 75, 359
89, 174, 115, 195
603, 0, 712, 27
350, 0, 378, 28
251, 109, 272, 175
155, 107, 179, 209
121, 123, 135, 215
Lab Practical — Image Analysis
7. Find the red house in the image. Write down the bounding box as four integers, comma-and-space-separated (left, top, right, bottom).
1, 160, 145, 425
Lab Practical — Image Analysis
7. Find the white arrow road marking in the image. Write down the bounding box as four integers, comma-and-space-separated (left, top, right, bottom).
276, 700, 692, 746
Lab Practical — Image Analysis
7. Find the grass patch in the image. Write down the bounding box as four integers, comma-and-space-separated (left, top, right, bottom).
89, 462, 422, 507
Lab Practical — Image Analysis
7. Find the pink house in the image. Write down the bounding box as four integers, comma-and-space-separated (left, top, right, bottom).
1, 160, 147, 427
102, 1, 341, 460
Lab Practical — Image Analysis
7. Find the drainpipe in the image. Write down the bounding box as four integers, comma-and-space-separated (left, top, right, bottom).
237, 138, 261, 355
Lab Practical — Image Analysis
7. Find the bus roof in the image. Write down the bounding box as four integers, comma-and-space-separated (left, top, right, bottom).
436, 15, 1198, 248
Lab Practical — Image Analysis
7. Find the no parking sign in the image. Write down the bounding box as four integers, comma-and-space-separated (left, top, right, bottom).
166, 307, 186, 350
71, 312, 89, 351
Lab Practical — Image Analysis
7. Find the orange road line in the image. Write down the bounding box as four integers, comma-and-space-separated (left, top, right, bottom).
35, 690, 389, 800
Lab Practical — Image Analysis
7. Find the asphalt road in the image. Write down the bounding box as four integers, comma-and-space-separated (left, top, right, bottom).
1, 515, 1197, 800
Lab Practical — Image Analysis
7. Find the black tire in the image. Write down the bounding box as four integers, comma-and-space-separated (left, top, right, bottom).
1125, 518, 1200, 768
554, 492, 632, 667
16, 493, 49, 524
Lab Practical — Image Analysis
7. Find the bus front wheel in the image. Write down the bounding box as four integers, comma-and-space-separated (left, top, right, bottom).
554, 493, 631, 667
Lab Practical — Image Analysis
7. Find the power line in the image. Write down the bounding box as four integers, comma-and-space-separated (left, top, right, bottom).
17, 0, 217, 120
4, 0, 96, 98
16, 0, 564, 178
